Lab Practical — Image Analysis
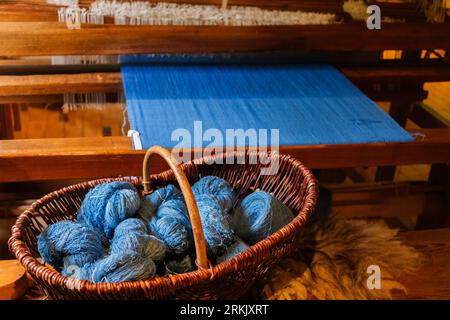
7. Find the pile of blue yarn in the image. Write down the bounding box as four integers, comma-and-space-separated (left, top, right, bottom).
37, 176, 295, 283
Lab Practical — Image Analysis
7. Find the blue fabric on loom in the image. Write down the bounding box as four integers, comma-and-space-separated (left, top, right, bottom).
121, 60, 412, 149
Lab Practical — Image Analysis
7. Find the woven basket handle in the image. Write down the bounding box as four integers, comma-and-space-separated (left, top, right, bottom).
142, 146, 208, 270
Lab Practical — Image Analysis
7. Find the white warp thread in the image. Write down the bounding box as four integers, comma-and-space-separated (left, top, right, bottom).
56, 0, 338, 26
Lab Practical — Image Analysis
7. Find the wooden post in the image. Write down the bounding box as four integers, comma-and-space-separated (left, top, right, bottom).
0, 105, 14, 139
376, 50, 424, 181
416, 164, 450, 229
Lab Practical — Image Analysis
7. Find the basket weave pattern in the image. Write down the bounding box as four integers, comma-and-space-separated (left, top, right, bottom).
9, 151, 317, 300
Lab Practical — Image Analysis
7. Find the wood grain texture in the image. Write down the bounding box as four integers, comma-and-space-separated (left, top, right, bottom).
0, 22, 448, 57
0, 73, 122, 96
0, 129, 449, 182
0, 260, 34, 300
397, 228, 450, 300
1, 65, 449, 96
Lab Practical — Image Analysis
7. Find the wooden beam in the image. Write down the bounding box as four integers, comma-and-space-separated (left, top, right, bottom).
341, 66, 450, 84
0, 22, 449, 57
0, 129, 449, 183
0, 95, 63, 105
1, 65, 449, 96
0, 73, 122, 96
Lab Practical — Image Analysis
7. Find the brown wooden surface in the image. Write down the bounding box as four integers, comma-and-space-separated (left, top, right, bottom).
397, 228, 450, 300
0, 128, 449, 183
0, 22, 449, 57
0, 105, 14, 140
0, 73, 122, 96
0, 259, 34, 300
1, 66, 449, 97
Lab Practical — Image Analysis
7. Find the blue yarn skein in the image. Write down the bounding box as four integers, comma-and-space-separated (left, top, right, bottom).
195, 194, 234, 258
77, 181, 141, 239
138, 184, 179, 222
232, 191, 294, 244
149, 198, 193, 254
215, 236, 249, 264
110, 218, 167, 262
192, 176, 234, 211
37, 220, 103, 268
77, 252, 157, 283
68, 218, 166, 283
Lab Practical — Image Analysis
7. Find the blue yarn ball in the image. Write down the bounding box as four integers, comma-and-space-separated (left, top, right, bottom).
192, 176, 233, 211
77, 182, 141, 239
138, 184, 179, 222
66, 218, 166, 283
110, 218, 167, 262
149, 199, 193, 254
195, 194, 234, 258
215, 236, 249, 264
232, 191, 294, 244
77, 252, 157, 283
165, 254, 195, 275
37, 220, 103, 268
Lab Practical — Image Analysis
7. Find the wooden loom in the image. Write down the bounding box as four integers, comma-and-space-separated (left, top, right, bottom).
0, 0, 450, 227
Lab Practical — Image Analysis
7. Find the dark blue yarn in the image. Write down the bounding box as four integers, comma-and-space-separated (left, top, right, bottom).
165, 254, 195, 275
138, 184, 179, 222
77, 182, 141, 239
195, 194, 234, 257
192, 176, 233, 211
232, 191, 294, 244
149, 198, 193, 254
215, 236, 249, 264
37, 220, 103, 268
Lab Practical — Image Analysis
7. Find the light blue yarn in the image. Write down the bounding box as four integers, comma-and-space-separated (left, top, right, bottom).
65, 218, 166, 283
232, 191, 294, 244
195, 194, 234, 258
77, 182, 141, 239
149, 198, 193, 254
110, 218, 167, 262
192, 176, 233, 211
77, 252, 157, 283
37, 220, 103, 268
215, 236, 249, 264
138, 184, 179, 222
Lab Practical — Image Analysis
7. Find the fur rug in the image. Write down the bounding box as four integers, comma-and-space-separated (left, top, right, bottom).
260, 215, 424, 300
412, 0, 446, 21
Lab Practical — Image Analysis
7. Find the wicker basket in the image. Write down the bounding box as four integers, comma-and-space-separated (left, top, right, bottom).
9, 147, 317, 300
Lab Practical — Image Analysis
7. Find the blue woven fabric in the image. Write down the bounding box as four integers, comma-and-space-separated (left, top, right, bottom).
121, 59, 412, 149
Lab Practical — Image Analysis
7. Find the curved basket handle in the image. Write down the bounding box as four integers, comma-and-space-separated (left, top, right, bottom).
142, 146, 208, 270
